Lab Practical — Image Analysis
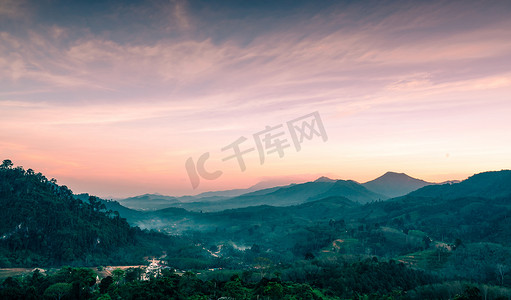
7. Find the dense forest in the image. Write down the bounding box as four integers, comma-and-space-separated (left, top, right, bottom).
2, 263, 511, 299
0, 160, 195, 267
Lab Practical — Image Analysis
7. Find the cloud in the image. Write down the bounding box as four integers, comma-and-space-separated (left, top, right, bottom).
2, 0, 510, 132
172, 0, 191, 30
0, 0, 27, 18
2, 1, 510, 105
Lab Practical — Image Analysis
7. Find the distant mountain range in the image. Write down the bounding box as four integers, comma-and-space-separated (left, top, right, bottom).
107, 170, 511, 220
108, 170, 511, 238
155, 179, 383, 212
119, 194, 181, 210
76, 169, 511, 234
117, 179, 305, 210
118, 172, 435, 211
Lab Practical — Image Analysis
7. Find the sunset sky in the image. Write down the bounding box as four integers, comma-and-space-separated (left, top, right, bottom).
1, 0, 510, 198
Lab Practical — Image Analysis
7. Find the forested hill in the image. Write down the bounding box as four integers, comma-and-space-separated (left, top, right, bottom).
0, 160, 173, 267
408, 170, 511, 199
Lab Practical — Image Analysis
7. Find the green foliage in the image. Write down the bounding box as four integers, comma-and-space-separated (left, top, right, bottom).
0, 161, 198, 267
111, 269, 125, 283
264, 281, 284, 299
1, 264, 510, 300
0, 163, 135, 266
99, 276, 113, 294
223, 275, 250, 299
409, 281, 511, 299
43, 282, 72, 300
0, 160, 13, 169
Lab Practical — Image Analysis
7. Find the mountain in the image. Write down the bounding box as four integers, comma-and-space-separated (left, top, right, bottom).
118, 193, 181, 211
118, 179, 297, 210
363, 171, 433, 198
177, 180, 340, 212
119, 175, 391, 212
148, 178, 384, 212
248, 178, 297, 190
187, 188, 257, 199
314, 176, 337, 183
91, 170, 511, 251
438, 180, 461, 185
191, 178, 298, 199
310, 179, 387, 203
74, 193, 142, 220
408, 170, 511, 199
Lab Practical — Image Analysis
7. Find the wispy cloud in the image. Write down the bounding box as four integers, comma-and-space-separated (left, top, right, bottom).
0, 0, 28, 18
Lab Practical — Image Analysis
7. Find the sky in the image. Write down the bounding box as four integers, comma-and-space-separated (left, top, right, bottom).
1, 0, 510, 198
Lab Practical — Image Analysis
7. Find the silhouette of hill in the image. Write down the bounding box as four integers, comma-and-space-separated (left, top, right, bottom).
0, 161, 195, 267
408, 170, 511, 199
310, 179, 387, 203
363, 171, 433, 198
118, 194, 181, 211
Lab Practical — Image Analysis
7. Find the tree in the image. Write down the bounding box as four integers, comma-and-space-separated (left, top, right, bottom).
224, 275, 249, 299
264, 281, 283, 299
254, 257, 272, 279
125, 268, 143, 282
67, 268, 96, 299
44, 283, 72, 300
179, 271, 202, 297
496, 264, 508, 286
1, 159, 13, 169
99, 276, 114, 294
423, 236, 432, 249
112, 268, 125, 284
251, 244, 261, 253
454, 285, 481, 300
88, 196, 105, 212
0, 277, 23, 298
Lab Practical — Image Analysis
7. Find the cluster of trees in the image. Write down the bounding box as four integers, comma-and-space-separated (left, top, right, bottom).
408, 281, 511, 299
0, 258, 460, 300
0, 160, 195, 267
0, 267, 97, 299
3, 261, 510, 299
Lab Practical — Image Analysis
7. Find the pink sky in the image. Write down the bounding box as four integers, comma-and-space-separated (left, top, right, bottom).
1, 0, 510, 198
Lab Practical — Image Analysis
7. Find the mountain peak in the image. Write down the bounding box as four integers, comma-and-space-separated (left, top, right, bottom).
363, 172, 432, 198
373, 171, 428, 182
381, 171, 409, 178
314, 176, 336, 183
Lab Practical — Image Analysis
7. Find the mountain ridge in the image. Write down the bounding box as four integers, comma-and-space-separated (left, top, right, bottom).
363, 171, 433, 198
408, 170, 511, 199
116, 172, 438, 211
